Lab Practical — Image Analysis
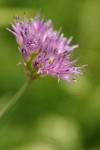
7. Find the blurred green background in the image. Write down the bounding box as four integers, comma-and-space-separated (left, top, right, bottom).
0, 0, 100, 150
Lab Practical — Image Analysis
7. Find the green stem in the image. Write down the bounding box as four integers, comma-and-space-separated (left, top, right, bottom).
0, 80, 29, 119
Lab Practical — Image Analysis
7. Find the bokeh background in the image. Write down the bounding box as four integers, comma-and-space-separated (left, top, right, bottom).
0, 0, 100, 150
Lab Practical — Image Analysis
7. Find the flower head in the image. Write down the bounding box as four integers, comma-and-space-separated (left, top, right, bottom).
7, 13, 84, 82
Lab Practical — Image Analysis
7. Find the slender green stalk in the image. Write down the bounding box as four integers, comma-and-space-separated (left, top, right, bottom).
0, 81, 29, 119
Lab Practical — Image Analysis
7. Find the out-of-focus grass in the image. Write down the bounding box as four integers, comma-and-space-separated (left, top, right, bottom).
0, 8, 35, 26
0, 0, 100, 150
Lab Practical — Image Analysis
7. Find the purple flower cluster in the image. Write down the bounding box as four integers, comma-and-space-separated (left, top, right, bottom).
7, 13, 83, 82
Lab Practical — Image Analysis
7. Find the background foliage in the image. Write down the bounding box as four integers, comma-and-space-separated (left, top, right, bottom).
0, 0, 100, 150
